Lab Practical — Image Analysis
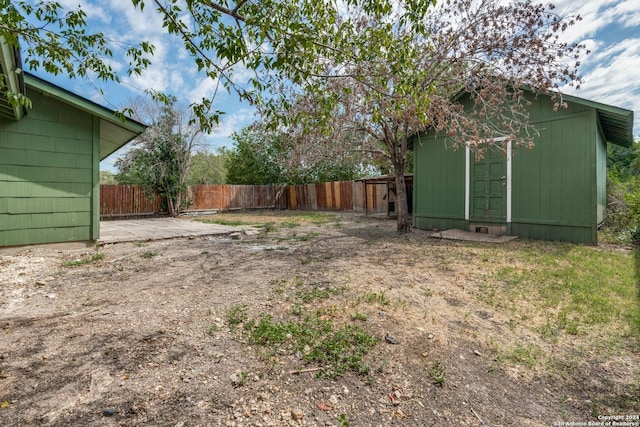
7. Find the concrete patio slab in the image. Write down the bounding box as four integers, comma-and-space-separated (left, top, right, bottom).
430, 229, 519, 243
99, 217, 247, 244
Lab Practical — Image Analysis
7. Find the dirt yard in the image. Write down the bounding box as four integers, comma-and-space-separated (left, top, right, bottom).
1, 211, 638, 427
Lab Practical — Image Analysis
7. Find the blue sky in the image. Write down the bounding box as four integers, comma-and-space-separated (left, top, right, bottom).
25, 0, 640, 172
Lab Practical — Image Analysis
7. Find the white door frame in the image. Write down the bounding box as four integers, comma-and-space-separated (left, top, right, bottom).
465, 138, 512, 223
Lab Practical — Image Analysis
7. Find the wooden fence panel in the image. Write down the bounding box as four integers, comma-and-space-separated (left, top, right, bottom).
100, 180, 392, 218
353, 181, 365, 212
189, 185, 231, 211
100, 185, 163, 218
365, 182, 388, 214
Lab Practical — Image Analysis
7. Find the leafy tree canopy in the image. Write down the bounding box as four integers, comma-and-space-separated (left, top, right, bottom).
608, 141, 640, 179
115, 97, 202, 216
2, 0, 439, 129
224, 124, 377, 185
187, 151, 227, 185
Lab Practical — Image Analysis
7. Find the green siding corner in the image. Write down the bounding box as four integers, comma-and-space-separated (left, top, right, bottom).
595, 129, 607, 225
91, 116, 100, 240
0, 89, 98, 246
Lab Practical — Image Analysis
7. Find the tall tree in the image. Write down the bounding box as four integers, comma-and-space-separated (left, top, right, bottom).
187, 151, 227, 185
265, 0, 585, 231
223, 127, 284, 185
115, 97, 202, 216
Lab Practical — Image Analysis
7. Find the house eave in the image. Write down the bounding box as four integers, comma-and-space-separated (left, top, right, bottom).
23, 72, 146, 160
0, 37, 26, 120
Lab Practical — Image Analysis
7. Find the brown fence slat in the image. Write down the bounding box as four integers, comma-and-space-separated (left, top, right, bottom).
100, 178, 405, 218
100, 185, 163, 219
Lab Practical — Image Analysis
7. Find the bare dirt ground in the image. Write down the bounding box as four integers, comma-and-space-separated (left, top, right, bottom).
0, 212, 637, 427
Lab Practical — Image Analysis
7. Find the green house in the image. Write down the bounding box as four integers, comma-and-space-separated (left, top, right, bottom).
0, 41, 145, 247
412, 90, 634, 244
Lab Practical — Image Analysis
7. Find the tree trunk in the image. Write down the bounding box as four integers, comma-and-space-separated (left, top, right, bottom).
394, 166, 411, 232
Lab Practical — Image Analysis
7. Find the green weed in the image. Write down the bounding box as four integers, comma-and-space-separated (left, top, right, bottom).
227, 304, 249, 329
430, 360, 446, 386
140, 251, 157, 259
63, 252, 104, 267
507, 344, 543, 367
357, 291, 390, 306
297, 286, 339, 303
338, 413, 350, 427
241, 312, 378, 378
351, 312, 368, 321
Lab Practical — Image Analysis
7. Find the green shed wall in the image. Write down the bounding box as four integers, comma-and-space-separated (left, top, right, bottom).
413, 92, 602, 244
595, 128, 607, 225
0, 88, 99, 246
412, 135, 467, 231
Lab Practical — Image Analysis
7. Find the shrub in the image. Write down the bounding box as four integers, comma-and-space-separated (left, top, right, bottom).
602, 170, 640, 244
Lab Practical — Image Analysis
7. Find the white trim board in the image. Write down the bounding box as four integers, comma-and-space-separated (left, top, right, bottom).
465, 138, 512, 224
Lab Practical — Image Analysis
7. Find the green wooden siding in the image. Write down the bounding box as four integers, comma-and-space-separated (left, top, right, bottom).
595, 128, 607, 225
511, 112, 593, 226
0, 88, 98, 246
412, 135, 466, 231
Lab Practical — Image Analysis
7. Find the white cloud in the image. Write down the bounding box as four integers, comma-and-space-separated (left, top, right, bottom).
188, 77, 223, 104
209, 107, 256, 140
553, 0, 619, 43
565, 38, 640, 135
108, 0, 168, 38
57, 0, 111, 23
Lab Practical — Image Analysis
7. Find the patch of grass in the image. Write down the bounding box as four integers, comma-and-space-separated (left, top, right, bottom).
351, 312, 368, 321
198, 218, 252, 226
356, 291, 390, 306
140, 251, 157, 259
63, 252, 104, 267
280, 221, 300, 228
227, 304, 248, 330
242, 312, 378, 378
197, 217, 279, 236
483, 243, 638, 341
297, 286, 339, 303
289, 212, 338, 225
278, 231, 321, 242
430, 360, 446, 386
207, 324, 218, 335
507, 343, 543, 368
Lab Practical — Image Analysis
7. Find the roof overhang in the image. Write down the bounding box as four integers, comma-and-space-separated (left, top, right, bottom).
560, 92, 634, 148
0, 37, 26, 120
24, 73, 146, 159
448, 86, 634, 148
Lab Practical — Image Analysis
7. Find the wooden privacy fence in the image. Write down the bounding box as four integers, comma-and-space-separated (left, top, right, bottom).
100, 185, 163, 219
100, 178, 400, 219
188, 184, 278, 211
